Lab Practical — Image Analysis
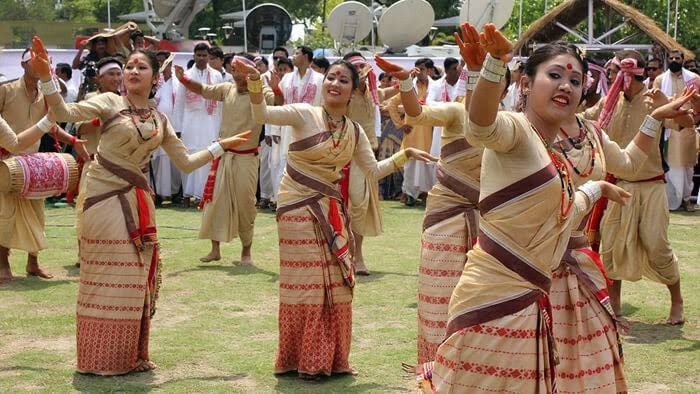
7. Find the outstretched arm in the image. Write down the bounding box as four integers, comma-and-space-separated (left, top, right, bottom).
174, 65, 203, 96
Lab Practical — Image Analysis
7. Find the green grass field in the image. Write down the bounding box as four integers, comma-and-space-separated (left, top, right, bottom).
0, 201, 698, 392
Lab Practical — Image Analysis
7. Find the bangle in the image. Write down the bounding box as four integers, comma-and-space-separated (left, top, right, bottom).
207, 141, 224, 158
640, 114, 661, 138
390, 150, 409, 167
36, 115, 55, 133
69, 136, 77, 145
39, 78, 59, 96
480, 54, 507, 83
578, 181, 602, 205
272, 87, 283, 96
248, 78, 263, 94
399, 78, 414, 93
466, 70, 480, 92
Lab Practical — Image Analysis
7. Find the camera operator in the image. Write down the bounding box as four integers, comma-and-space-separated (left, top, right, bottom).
72, 36, 109, 70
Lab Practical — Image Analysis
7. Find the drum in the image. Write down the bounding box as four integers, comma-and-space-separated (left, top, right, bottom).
0, 153, 79, 199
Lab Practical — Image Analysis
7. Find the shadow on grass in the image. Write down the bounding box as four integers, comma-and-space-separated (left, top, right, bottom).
620, 303, 640, 316
0, 366, 50, 373
625, 320, 698, 349
167, 264, 278, 282
62, 263, 80, 278
355, 270, 417, 283
71, 371, 248, 392
274, 372, 409, 393
0, 277, 73, 292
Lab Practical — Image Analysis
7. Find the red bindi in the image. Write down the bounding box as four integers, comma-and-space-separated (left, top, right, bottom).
566, 63, 573, 70
134, 58, 140, 64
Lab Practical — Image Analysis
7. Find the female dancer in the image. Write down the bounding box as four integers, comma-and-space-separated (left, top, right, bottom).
373, 27, 490, 364
421, 25, 633, 393
32, 38, 250, 375
550, 85, 695, 392
239, 58, 435, 378
0, 116, 88, 282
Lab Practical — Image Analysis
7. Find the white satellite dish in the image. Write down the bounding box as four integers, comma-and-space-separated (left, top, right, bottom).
378, 0, 434, 52
460, 0, 515, 30
327, 1, 372, 45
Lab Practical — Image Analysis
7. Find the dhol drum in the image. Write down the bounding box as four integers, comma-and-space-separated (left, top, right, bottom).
0, 153, 79, 199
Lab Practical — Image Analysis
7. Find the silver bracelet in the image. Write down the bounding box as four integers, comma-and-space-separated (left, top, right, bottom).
207, 142, 224, 158
39, 78, 59, 96
639, 114, 662, 138
36, 115, 55, 133
578, 181, 602, 205
480, 54, 507, 83
399, 78, 414, 93
466, 71, 480, 92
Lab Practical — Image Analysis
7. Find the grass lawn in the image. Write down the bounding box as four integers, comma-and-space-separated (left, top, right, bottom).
0, 201, 698, 392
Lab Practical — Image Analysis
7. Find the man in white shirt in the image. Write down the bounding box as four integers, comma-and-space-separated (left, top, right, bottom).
152, 51, 179, 203
209, 46, 233, 82
269, 46, 324, 203
174, 43, 223, 205
55, 63, 78, 103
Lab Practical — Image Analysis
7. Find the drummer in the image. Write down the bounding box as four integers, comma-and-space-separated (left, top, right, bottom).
0, 48, 76, 281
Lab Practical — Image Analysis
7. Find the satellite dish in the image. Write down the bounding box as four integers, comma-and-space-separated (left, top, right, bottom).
378, 0, 434, 52
327, 1, 372, 45
460, 0, 515, 30
245, 3, 293, 53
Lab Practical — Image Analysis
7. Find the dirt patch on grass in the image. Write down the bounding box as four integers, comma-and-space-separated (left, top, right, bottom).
0, 334, 73, 359
630, 382, 671, 393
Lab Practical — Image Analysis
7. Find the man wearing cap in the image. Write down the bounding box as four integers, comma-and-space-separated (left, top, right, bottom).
0, 48, 53, 281
175, 53, 277, 265
72, 36, 109, 70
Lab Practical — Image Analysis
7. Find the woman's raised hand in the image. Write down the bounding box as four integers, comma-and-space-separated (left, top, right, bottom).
405, 148, 438, 163
650, 86, 696, 125
30, 36, 52, 81
479, 24, 513, 62
233, 59, 260, 79
374, 55, 411, 81
454, 23, 486, 71
220, 130, 253, 151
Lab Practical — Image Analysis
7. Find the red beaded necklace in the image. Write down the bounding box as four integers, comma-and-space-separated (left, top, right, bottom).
324, 108, 346, 149
126, 96, 159, 141
531, 123, 575, 221
559, 118, 596, 178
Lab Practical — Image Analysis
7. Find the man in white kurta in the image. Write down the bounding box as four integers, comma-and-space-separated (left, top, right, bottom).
269, 46, 323, 203
152, 52, 178, 200
653, 49, 699, 211
174, 44, 222, 203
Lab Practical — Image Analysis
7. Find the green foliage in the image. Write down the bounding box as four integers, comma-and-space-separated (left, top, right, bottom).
0, 0, 55, 20
293, 20, 335, 50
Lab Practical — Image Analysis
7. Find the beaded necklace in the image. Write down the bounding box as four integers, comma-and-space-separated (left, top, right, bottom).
126, 96, 159, 141
559, 118, 596, 178
324, 108, 346, 148
531, 123, 575, 222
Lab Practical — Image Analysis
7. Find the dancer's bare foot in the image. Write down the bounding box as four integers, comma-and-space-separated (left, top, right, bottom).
132, 359, 157, 373
199, 252, 221, 263
0, 267, 15, 284
26, 267, 53, 279
667, 302, 684, 325
354, 259, 370, 276
239, 255, 254, 266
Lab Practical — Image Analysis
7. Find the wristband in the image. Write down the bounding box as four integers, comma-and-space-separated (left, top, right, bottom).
639, 114, 661, 138
578, 181, 602, 205
69, 136, 77, 145
272, 87, 283, 96
480, 54, 507, 83
247, 78, 263, 94
180, 75, 191, 84
207, 142, 224, 158
466, 70, 480, 92
36, 115, 55, 133
390, 150, 409, 167
39, 78, 59, 96
399, 78, 414, 93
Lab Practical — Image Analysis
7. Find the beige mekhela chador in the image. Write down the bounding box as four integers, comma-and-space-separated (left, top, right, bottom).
0, 78, 47, 253
347, 85, 382, 236
549, 115, 648, 393
404, 102, 482, 364
251, 100, 405, 376
425, 111, 595, 393
584, 89, 680, 285
197, 82, 273, 245
49, 92, 216, 375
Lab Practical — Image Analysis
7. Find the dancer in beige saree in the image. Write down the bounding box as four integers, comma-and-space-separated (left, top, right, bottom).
549, 86, 694, 393
243, 58, 435, 379
419, 26, 630, 393
375, 38, 486, 365
34, 42, 249, 375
